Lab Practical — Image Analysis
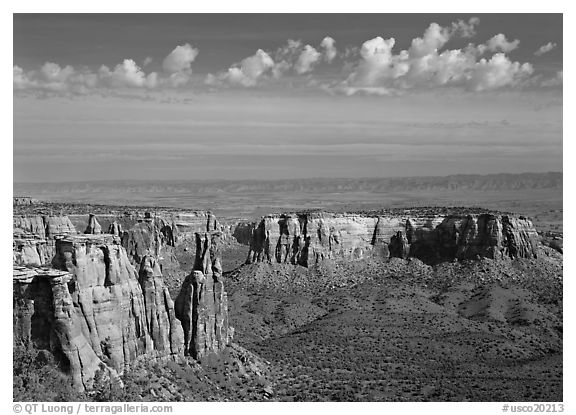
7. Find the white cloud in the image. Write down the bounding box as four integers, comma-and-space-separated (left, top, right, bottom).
99, 59, 157, 89
13, 65, 33, 90
468, 53, 533, 91
485, 34, 520, 53
294, 45, 321, 74
320, 37, 337, 62
409, 23, 451, 58
535, 42, 557, 56
271, 39, 303, 78
341, 19, 535, 93
222, 49, 275, 87
40, 62, 75, 82
349, 36, 397, 85
451, 17, 480, 38
142, 56, 153, 67
13, 19, 560, 96
162, 43, 199, 74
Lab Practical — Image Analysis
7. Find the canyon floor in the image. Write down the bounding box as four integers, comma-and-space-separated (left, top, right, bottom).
225, 254, 562, 401
13, 179, 563, 402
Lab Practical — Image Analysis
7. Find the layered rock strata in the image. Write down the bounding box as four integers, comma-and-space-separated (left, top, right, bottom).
175, 232, 231, 359
14, 215, 76, 239
13, 229, 232, 390
245, 212, 539, 266
13, 210, 222, 269
13, 267, 107, 390
13, 215, 77, 267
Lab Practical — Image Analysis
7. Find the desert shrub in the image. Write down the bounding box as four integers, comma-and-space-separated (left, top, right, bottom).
13, 342, 82, 402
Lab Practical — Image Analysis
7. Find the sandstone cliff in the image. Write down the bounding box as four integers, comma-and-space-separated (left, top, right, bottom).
244, 211, 539, 266
13, 231, 231, 391
175, 231, 232, 359
13, 266, 109, 390
66, 211, 221, 267
14, 215, 76, 239
13, 215, 77, 267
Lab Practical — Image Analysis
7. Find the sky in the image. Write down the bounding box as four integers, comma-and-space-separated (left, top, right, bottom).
13, 14, 563, 183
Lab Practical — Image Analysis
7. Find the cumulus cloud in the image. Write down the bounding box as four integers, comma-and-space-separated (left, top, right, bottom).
294, 45, 321, 74
221, 49, 275, 87
14, 59, 157, 94
160, 43, 199, 87
451, 17, 480, 38
535, 42, 557, 56
340, 18, 536, 94
162, 43, 198, 73
468, 53, 533, 91
13, 65, 33, 90
320, 36, 337, 62
485, 34, 520, 53
13, 18, 561, 96
409, 23, 451, 58
209, 36, 342, 87
99, 59, 157, 89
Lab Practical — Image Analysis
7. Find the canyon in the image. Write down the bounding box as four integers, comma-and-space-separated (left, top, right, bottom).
12, 199, 563, 401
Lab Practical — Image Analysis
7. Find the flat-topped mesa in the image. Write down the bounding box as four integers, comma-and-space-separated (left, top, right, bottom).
244, 211, 539, 266
67, 211, 220, 241
13, 196, 39, 205
175, 231, 231, 359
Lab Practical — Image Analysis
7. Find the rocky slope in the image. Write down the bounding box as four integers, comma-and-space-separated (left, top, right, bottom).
244, 210, 539, 266
13, 230, 232, 391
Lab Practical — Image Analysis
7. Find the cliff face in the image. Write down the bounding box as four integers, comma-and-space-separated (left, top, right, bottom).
245, 212, 539, 266
175, 232, 232, 359
50, 235, 183, 373
13, 267, 109, 390
13, 215, 77, 267
66, 211, 221, 267
14, 215, 76, 239
13, 231, 231, 391
13, 211, 222, 269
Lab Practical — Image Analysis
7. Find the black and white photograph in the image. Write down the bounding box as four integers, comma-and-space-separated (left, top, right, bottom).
8, 6, 567, 411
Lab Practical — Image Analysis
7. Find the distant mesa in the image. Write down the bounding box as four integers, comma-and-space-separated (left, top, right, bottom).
13, 196, 38, 205
244, 210, 539, 266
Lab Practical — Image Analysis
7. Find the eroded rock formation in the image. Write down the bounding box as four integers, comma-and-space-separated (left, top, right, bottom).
244, 212, 539, 266
84, 214, 102, 234
175, 231, 231, 359
13, 227, 232, 391
13, 267, 109, 390
138, 255, 185, 356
